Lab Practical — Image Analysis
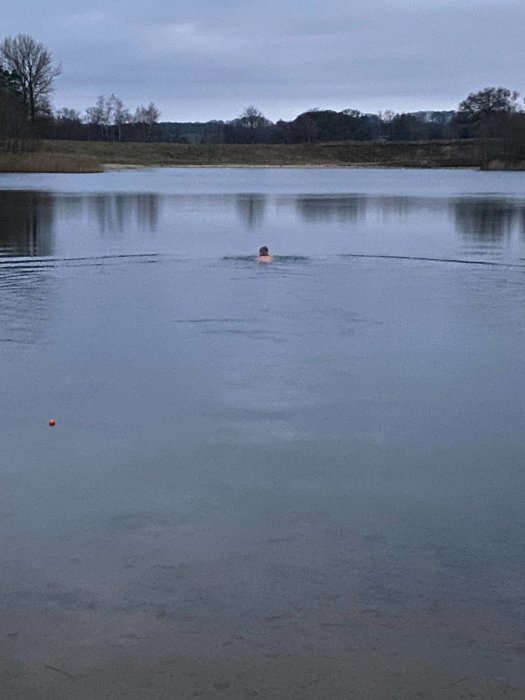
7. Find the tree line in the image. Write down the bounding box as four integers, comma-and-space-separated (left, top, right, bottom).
2, 34, 525, 166
0, 34, 162, 146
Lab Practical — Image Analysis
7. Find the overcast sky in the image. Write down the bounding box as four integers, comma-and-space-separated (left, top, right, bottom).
3, 0, 525, 122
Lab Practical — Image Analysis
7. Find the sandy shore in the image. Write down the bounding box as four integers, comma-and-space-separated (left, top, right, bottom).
101, 162, 476, 171
100, 162, 386, 170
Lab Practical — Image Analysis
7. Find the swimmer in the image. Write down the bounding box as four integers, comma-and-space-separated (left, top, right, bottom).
257, 246, 273, 263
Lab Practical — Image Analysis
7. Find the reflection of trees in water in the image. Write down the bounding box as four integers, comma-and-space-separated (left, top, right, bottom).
453, 198, 523, 242
0, 191, 55, 256
375, 197, 411, 218
295, 196, 367, 223
520, 209, 525, 241
371, 196, 435, 218
56, 194, 85, 218
88, 193, 160, 235
235, 194, 267, 229
295, 195, 452, 224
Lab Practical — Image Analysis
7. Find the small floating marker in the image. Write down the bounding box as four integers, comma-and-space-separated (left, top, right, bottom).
48, 419, 56, 427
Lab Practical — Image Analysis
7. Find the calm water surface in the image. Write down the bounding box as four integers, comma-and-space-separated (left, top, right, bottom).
1, 168, 525, 690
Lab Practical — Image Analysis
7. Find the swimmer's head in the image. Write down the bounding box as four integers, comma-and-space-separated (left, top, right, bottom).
259, 246, 269, 256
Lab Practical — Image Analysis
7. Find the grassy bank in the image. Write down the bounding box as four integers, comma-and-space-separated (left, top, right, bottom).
0, 151, 102, 173
0, 139, 482, 172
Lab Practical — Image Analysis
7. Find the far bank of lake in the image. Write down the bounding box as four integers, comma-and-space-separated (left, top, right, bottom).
0, 138, 491, 173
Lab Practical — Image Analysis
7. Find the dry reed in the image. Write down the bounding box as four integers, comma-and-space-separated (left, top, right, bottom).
0, 151, 102, 173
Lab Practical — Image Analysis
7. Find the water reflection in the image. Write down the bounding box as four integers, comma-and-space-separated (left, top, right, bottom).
87, 193, 160, 235
452, 198, 520, 242
295, 196, 366, 223
372, 195, 437, 218
0, 191, 55, 257
1, 186, 525, 262
235, 194, 267, 229
0, 192, 162, 257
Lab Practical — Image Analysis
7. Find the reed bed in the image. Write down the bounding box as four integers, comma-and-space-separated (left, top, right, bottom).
0, 151, 102, 173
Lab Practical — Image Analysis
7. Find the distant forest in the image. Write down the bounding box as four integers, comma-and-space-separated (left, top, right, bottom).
2, 33, 525, 166
46, 105, 457, 145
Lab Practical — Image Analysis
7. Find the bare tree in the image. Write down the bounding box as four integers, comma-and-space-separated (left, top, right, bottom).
0, 34, 61, 125
239, 105, 269, 142
84, 96, 158, 141
86, 95, 111, 140
133, 102, 160, 141
53, 107, 83, 139
56, 107, 81, 122
109, 94, 131, 141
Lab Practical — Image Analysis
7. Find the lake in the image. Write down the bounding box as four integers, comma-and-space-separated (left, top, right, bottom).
1, 167, 525, 699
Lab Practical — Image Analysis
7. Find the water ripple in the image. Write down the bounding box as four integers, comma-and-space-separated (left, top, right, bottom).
338, 253, 525, 268
0, 253, 160, 270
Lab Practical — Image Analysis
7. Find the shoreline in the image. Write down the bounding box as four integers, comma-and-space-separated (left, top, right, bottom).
2, 140, 523, 173
101, 162, 478, 171
0, 138, 485, 174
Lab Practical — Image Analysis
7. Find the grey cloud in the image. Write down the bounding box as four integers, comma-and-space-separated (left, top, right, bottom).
3, 0, 525, 121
